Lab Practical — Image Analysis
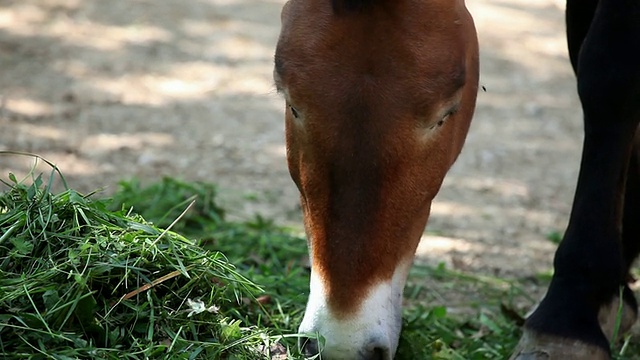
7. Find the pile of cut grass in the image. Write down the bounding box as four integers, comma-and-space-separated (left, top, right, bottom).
0, 172, 284, 359
109, 177, 313, 348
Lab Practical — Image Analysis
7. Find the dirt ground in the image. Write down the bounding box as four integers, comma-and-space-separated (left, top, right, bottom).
0, 0, 581, 280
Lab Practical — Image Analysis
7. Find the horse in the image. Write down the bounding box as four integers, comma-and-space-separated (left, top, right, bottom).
273, 0, 640, 359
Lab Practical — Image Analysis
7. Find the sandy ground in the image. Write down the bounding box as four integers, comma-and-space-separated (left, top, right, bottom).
0, 0, 582, 281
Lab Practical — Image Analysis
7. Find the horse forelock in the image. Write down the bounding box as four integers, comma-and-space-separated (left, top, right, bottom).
331, 0, 378, 12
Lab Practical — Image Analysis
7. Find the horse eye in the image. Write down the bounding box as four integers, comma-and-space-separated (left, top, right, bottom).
429, 116, 446, 130
428, 107, 457, 130
290, 105, 299, 118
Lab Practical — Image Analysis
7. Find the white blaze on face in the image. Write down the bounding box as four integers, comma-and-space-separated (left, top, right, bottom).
298, 259, 413, 360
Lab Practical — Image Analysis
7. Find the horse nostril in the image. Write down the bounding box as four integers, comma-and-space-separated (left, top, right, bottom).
371, 347, 384, 360
372, 347, 384, 360
300, 337, 319, 356
360, 345, 388, 360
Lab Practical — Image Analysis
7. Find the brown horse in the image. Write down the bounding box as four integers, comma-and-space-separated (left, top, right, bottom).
274, 0, 640, 359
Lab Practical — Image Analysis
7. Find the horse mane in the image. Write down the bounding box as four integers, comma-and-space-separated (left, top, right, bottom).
331, 0, 378, 12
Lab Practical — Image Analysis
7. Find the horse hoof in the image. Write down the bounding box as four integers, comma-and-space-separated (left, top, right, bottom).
510, 329, 611, 360
598, 295, 638, 342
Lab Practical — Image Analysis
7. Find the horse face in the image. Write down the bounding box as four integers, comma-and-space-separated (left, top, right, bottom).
274, 1, 478, 358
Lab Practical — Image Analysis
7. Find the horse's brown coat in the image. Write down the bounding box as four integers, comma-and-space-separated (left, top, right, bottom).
275, 0, 479, 316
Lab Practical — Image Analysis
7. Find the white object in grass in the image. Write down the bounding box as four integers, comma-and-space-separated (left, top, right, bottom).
186, 298, 219, 317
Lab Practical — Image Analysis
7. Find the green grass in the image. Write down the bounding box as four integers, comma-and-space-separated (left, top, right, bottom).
0, 171, 284, 359
1, 162, 638, 359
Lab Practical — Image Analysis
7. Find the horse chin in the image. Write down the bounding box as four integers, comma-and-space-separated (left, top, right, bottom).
298, 260, 412, 360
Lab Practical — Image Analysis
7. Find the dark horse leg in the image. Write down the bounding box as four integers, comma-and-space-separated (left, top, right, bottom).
622, 134, 640, 283
598, 131, 640, 343
512, 0, 640, 358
